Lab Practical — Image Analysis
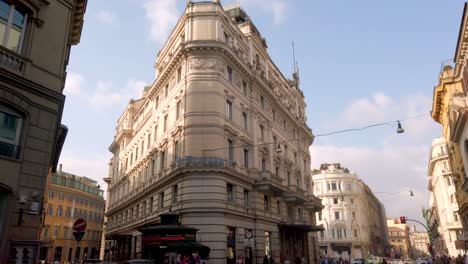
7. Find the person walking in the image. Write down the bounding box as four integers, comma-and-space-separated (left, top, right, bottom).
264, 255, 270, 264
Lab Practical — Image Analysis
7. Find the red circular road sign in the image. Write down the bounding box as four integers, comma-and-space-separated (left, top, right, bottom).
73, 218, 87, 232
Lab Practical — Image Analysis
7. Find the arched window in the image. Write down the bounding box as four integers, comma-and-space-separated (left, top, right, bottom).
0, 104, 23, 158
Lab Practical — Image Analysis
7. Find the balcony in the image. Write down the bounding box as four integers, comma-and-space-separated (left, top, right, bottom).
446, 221, 463, 230
305, 194, 323, 212
284, 185, 307, 204
0, 141, 20, 159
0, 45, 26, 74
255, 171, 288, 195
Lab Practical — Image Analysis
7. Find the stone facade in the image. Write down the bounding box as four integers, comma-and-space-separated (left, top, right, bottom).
312, 163, 388, 259
387, 219, 412, 259
409, 227, 430, 258
427, 138, 463, 256
105, 2, 322, 264
431, 2, 468, 247
0, 0, 87, 263
39, 165, 105, 263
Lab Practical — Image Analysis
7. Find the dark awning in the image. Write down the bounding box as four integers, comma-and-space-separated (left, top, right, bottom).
158, 241, 210, 258
278, 224, 324, 232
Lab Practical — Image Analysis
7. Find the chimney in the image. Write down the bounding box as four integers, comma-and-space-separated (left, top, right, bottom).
58, 164, 62, 175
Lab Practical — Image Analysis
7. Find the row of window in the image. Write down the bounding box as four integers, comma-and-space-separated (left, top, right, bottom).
226, 183, 306, 220
316, 210, 357, 221
51, 176, 104, 197
110, 141, 183, 203
42, 225, 101, 241
109, 185, 179, 229
319, 228, 359, 239
225, 64, 301, 139
48, 191, 104, 209
314, 180, 354, 194
46, 205, 103, 223
116, 100, 183, 178
389, 231, 406, 237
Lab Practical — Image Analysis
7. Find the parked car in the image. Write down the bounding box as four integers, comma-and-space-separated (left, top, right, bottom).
351, 259, 368, 264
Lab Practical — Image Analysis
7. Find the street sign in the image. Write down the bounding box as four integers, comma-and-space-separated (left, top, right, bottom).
73, 218, 87, 232
73, 231, 85, 242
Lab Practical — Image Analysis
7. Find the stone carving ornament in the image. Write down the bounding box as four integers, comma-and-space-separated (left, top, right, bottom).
189, 58, 224, 72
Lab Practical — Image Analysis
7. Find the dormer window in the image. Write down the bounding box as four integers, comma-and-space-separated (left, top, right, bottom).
0, 0, 27, 53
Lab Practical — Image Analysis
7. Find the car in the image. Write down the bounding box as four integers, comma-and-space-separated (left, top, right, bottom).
351, 259, 368, 264
123, 260, 157, 264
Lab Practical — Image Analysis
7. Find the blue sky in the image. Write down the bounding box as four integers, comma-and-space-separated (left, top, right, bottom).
60, 0, 467, 225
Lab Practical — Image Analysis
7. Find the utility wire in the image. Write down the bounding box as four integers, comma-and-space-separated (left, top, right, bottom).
315, 112, 428, 138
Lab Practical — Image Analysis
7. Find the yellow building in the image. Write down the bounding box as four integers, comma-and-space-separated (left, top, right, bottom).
39, 165, 105, 263
431, 2, 468, 240
387, 219, 412, 259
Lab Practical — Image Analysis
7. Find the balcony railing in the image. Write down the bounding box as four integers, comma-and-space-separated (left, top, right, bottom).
0, 45, 26, 74
175, 156, 236, 169
0, 141, 20, 159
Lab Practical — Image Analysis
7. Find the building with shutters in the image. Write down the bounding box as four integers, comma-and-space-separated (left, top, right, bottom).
104, 1, 323, 264
39, 165, 105, 263
0, 0, 88, 263
387, 218, 412, 259
312, 163, 388, 259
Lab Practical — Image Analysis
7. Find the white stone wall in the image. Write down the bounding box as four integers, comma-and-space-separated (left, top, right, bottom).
428, 137, 463, 256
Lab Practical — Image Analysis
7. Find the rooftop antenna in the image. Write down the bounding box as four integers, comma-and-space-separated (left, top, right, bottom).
292, 41, 300, 86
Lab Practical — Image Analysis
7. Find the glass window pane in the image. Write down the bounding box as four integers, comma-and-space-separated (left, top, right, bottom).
6, 26, 21, 52
0, 21, 6, 44
0, 111, 19, 141
0, 1, 10, 21
12, 7, 25, 28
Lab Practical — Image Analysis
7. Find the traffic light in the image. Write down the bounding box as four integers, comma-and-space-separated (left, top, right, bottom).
400, 216, 406, 224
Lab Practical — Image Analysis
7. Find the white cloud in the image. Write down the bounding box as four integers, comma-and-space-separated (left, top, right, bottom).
143, 0, 179, 42
238, 0, 288, 25
64, 72, 85, 96
96, 10, 118, 25
64, 72, 147, 111
271, 1, 287, 24
311, 92, 440, 224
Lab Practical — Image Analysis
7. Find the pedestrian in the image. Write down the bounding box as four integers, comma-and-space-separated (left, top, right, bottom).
302, 257, 307, 264
264, 256, 270, 264
285, 256, 291, 264
296, 257, 302, 264
270, 256, 276, 264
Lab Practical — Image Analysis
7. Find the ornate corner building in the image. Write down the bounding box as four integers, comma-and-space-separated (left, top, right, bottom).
0, 0, 88, 263
312, 163, 388, 259
104, 1, 323, 264
426, 138, 463, 256
431, 2, 468, 247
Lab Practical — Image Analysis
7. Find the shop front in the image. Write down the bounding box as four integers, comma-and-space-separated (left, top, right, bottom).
140, 213, 210, 263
